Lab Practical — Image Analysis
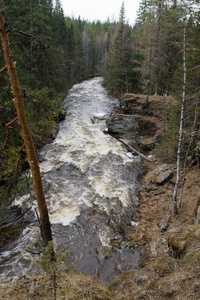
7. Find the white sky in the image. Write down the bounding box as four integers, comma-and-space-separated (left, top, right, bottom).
60, 0, 141, 25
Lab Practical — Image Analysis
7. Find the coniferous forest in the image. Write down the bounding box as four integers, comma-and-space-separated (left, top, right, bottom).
0, 0, 200, 204
1, 1, 200, 298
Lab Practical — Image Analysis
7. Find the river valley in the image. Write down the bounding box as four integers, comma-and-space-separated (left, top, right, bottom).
0, 77, 142, 285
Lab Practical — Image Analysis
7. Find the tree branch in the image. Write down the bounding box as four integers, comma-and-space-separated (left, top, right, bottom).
6, 116, 18, 128
8, 30, 43, 46
0, 65, 7, 74
0, 117, 18, 151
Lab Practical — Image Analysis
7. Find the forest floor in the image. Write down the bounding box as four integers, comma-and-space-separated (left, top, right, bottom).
0, 95, 200, 299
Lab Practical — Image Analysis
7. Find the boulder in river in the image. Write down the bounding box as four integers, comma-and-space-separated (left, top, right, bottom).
106, 114, 138, 140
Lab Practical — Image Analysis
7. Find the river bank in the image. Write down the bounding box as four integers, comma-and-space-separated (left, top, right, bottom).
106, 93, 200, 299
1, 86, 200, 299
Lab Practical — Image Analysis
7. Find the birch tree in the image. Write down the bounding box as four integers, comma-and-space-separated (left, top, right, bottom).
172, 22, 187, 215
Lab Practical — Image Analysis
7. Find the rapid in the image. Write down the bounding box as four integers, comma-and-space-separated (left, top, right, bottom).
0, 77, 141, 285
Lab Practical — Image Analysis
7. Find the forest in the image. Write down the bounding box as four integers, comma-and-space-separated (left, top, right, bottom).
0, 0, 200, 207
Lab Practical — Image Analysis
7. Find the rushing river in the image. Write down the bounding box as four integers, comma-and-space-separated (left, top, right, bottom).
0, 77, 141, 285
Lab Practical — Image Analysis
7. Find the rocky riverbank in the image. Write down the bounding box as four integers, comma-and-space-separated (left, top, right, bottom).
1, 93, 200, 299
105, 93, 200, 299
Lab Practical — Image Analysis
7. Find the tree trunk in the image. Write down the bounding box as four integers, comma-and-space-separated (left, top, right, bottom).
154, 0, 162, 96
0, 9, 52, 246
172, 26, 187, 215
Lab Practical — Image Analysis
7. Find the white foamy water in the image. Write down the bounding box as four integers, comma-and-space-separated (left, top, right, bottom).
37, 77, 139, 226
0, 77, 140, 282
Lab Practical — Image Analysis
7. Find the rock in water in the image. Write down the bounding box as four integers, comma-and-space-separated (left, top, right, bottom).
106, 114, 138, 140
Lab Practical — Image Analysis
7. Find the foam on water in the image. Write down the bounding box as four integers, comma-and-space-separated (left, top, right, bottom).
1, 77, 140, 281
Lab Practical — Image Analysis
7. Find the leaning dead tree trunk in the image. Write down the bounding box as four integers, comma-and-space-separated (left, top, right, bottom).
0, 9, 52, 246
172, 26, 187, 215
111, 135, 153, 162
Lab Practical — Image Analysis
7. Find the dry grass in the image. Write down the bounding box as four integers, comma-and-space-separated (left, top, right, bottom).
0, 274, 113, 300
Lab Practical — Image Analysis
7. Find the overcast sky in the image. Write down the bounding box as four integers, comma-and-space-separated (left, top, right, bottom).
60, 0, 141, 25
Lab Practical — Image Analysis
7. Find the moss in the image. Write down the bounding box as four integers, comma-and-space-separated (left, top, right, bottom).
168, 232, 193, 258
53, 108, 66, 122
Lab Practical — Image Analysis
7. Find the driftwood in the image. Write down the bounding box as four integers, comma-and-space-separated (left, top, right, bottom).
111, 135, 152, 162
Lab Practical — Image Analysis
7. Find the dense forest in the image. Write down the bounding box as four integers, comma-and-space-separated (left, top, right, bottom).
0, 0, 200, 206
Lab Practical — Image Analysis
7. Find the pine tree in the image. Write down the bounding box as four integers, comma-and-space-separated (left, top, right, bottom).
0, 9, 53, 245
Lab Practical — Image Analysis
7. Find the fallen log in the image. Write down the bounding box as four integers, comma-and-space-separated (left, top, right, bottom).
111, 135, 152, 162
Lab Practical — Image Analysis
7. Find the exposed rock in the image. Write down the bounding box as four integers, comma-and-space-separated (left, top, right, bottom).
144, 164, 173, 185
139, 137, 155, 151
122, 94, 150, 115
123, 93, 140, 104
149, 241, 157, 255
138, 102, 150, 115
138, 118, 157, 137
160, 212, 171, 234
51, 124, 59, 139
96, 246, 113, 260
106, 114, 138, 140
160, 219, 169, 233
91, 113, 106, 124
135, 275, 149, 286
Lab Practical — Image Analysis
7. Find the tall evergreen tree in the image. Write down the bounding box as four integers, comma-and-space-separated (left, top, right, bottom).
105, 2, 140, 97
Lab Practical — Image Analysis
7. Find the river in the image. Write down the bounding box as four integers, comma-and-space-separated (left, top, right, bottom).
0, 77, 141, 285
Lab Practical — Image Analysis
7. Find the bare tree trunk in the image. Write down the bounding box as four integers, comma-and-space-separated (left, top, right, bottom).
30, 0, 33, 73
163, 95, 166, 133
125, 66, 128, 93
172, 26, 187, 215
154, 0, 162, 96
146, 38, 153, 102
0, 9, 52, 246
178, 99, 199, 207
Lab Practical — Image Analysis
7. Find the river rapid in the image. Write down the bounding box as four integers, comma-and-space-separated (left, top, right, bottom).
0, 77, 141, 285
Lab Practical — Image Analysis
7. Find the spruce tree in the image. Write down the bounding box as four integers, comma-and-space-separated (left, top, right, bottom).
105, 2, 139, 97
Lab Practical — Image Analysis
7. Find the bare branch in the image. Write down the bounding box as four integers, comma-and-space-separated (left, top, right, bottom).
8, 30, 43, 46
0, 65, 7, 74
0, 117, 18, 152
6, 116, 18, 128
188, 65, 200, 71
